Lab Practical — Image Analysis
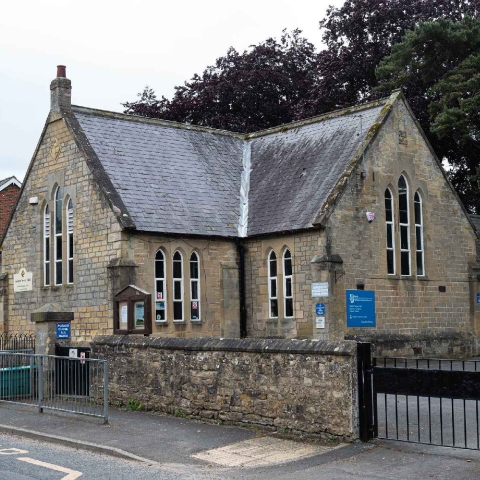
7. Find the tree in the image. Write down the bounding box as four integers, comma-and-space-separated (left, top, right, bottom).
296, 0, 479, 118
376, 17, 480, 212
123, 30, 319, 133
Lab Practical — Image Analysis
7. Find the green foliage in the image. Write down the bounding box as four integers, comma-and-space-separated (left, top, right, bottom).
376, 16, 480, 212
173, 408, 189, 419
125, 398, 143, 411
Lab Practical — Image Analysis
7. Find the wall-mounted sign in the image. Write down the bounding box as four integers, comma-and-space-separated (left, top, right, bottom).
315, 303, 325, 315
477, 293, 480, 304
69, 348, 77, 358
56, 322, 71, 339
13, 268, 33, 292
316, 316, 325, 329
346, 290, 376, 327
312, 282, 328, 297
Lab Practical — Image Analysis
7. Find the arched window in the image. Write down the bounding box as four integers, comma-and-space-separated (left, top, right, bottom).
398, 176, 410, 276
268, 250, 278, 318
414, 191, 425, 276
283, 249, 293, 318
155, 250, 167, 322
44, 204, 50, 286
173, 251, 183, 321
54, 186, 63, 285
385, 188, 395, 275
190, 252, 200, 321
66, 199, 74, 284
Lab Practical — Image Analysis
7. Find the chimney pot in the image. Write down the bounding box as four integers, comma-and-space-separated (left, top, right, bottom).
57, 65, 66, 78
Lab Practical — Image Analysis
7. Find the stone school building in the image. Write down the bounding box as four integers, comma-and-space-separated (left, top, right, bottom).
1, 66, 479, 356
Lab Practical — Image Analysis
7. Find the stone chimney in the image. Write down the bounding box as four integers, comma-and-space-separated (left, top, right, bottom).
50, 65, 71, 114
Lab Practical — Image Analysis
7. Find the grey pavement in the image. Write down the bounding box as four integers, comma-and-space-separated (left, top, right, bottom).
0, 403, 479, 479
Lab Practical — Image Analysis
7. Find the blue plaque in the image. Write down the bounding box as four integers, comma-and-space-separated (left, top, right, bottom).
477, 293, 480, 304
346, 290, 376, 327
56, 322, 71, 339
315, 303, 325, 315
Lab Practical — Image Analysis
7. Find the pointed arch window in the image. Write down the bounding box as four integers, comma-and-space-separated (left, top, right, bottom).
173, 251, 184, 321
44, 204, 51, 286
385, 188, 395, 275
155, 250, 167, 322
283, 249, 294, 318
398, 176, 410, 276
268, 251, 278, 318
54, 187, 63, 285
190, 252, 201, 321
66, 199, 74, 284
414, 191, 425, 276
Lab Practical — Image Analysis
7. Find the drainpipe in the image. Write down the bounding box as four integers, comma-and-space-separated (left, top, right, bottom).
236, 240, 247, 338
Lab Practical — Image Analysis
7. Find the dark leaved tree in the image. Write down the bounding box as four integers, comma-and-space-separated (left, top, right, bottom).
123, 30, 319, 133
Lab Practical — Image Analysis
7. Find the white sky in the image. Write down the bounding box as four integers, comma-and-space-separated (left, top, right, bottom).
0, 0, 343, 182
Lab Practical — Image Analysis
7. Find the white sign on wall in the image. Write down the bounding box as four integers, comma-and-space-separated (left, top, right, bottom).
13, 268, 33, 292
311, 282, 328, 297
316, 316, 325, 329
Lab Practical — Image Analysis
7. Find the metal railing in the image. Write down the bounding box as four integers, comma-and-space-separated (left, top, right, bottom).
373, 357, 480, 450
0, 333, 35, 351
0, 351, 108, 423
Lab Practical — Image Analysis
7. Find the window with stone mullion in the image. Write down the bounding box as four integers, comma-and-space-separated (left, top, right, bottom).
414, 191, 425, 276
268, 251, 278, 318
398, 176, 410, 276
173, 251, 184, 321
283, 249, 294, 318
385, 188, 395, 275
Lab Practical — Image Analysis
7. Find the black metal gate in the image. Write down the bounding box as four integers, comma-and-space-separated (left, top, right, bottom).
55, 346, 91, 396
359, 348, 480, 450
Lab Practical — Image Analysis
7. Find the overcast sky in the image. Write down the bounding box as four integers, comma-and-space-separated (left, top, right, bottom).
0, 0, 343, 182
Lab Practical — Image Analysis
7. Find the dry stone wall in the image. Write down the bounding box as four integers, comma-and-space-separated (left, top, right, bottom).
92, 335, 358, 440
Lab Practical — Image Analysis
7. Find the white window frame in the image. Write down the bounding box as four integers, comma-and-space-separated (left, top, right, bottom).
190, 252, 201, 322
172, 251, 184, 322
385, 188, 396, 275
44, 204, 50, 286
54, 186, 63, 285
414, 191, 425, 277
154, 249, 167, 323
268, 250, 278, 319
398, 175, 411, 276
66, 198, 74, 284
283, 249, 294, 318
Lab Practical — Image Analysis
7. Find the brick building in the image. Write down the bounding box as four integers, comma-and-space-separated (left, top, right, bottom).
0, 176, 21, 240
1, 66, 479, 356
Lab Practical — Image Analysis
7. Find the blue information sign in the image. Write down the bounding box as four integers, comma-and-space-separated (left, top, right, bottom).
346, 290, 376, 327
56, 322, 71, 339
315, 303, 325, 315
477, 293, 480, 304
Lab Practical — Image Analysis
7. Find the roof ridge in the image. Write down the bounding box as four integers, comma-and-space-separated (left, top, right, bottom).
71, 106, 245, 139
245, 96, 390, 139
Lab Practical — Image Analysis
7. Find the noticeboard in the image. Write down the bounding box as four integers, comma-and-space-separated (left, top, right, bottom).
346, 290, 376, 328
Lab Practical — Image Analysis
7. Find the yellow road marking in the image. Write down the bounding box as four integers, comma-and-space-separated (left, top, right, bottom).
17, 457, 82, 480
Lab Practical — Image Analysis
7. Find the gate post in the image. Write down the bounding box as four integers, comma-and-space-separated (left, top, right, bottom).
357, 342, 374, 441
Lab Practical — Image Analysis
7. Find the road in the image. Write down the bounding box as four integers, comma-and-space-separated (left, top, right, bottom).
1, 431, 479, 480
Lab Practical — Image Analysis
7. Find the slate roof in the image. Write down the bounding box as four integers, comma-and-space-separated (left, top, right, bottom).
74, 109, 243, 236
247, 105, 385, 236
70, 98, 390, 238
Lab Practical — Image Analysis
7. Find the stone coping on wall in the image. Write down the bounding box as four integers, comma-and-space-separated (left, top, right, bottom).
345, 331, 474, 344
92, 335, 357, 356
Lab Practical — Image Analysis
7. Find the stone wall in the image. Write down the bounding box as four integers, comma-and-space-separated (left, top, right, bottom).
122, 233, 240, 338
92, 335, 359, 440
324, 98, 478, 346
1, 117, 121, 342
